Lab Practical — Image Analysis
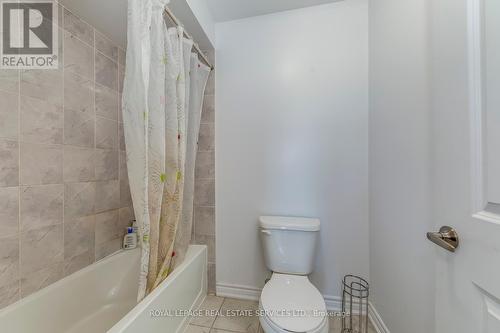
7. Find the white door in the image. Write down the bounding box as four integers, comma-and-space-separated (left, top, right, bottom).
431, 0, 500, 331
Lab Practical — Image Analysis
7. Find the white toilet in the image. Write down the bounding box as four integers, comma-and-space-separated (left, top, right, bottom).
258, 216, 329, 333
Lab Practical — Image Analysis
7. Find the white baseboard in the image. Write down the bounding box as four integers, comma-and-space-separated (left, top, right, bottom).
323, 295, 343, 311
216, 283, 390, 333
216, 283, 261, 301
368, 302, 390, 333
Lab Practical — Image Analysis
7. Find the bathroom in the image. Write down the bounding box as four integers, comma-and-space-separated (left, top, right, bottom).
0, 0, 498, 332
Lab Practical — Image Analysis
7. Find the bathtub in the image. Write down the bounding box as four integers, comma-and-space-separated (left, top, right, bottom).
0, 245, 207, 333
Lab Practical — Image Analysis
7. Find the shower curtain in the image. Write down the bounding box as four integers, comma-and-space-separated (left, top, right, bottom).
122, 0, 211, 300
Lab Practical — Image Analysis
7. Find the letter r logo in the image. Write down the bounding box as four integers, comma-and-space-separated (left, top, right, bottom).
2, 1, 53, 54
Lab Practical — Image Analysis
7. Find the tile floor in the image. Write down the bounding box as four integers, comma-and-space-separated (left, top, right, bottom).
185, 296, 377, 333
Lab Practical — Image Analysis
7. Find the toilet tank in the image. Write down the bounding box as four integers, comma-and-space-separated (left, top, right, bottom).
259, 216, 320, 275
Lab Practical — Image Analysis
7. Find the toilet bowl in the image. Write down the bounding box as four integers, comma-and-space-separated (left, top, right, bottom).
259, 273, 328, 333
259, 216, 328, 333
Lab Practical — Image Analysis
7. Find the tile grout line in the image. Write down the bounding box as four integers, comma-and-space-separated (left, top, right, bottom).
17, 53, 21, 302
93, 25, 97, 263
210, 296, 226, 331
61, 5, 66, 276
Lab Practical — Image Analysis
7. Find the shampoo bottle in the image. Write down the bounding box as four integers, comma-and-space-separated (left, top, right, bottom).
123, 227, 137, 249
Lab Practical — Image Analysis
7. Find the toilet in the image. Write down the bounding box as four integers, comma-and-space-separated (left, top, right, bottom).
258, 216, 329, 333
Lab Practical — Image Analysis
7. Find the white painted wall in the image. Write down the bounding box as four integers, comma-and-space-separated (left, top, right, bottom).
215, 0, 368, 298
369, 0, 435, 332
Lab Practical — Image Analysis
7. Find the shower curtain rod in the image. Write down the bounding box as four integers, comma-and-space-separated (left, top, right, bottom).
164, 6, 214, 70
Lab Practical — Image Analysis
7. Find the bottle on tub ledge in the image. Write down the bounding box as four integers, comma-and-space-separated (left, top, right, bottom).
131, 219, 138, 234
123, 219, 138, 250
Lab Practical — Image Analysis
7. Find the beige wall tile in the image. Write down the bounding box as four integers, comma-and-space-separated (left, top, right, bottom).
64, 32, 94, 80
120, 178, 132, 208
64, 182, 95, 218
64, 70, 95, 148
64, 70, 93, 113
0, 69, 19, 94
63, 9, 94, 46
20, 69, 63, 108
0, 140, 19, 187
95, 209, 121, 245
118, 69, 124, 94
0, 187, 19, 237
95, 83, 119, 120
95, 51, 118, 91
119, 150, 128, 181
95, 31, 118, 62
20, 185, 63, 232
195, 151, 215, 179
95, 180, 119, 213
64, 215, 95, 260
118, 123, 126, 151
0, 90, 18, 140
195, 179, 215, 206
0, 281, 19, 308
118, 48, 126, 70
20, 262, 64, 298
95, 238, 121, 261
119, 151, 128, 207
63, 146, 95, 182
195, 206, 215, 236
20, 225, 63, 276
64, 108, 95, 147
198, 123, 215, 151
96, 117, 118, 149
194, 234, 215, 263
205, 71, 215, 95
20, 95, 63, 144
95, 149, 118, 181
20, 143, 62, 185
0, 235, 19, 287
119, 206, 134, 227
201, 94, 215, 124
64, 250, 94, 276
208, 263, 216, 295
118, 94, 123, 123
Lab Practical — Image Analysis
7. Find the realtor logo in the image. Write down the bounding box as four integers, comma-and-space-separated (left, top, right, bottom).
1, 0, 58, 69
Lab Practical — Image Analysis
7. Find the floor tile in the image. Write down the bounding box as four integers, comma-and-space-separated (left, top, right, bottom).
185, 325, 210, 333
190, 295, 224, 328
329, 315, 377, 333
212, 298, 260, 333
186, 297, 383, 333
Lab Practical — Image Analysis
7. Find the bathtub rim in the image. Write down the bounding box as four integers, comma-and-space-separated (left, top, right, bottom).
107, 244, 208, 333
0, 248, 137, 317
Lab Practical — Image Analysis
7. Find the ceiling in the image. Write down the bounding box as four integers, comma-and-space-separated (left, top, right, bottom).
206, 0, 342, 22
58, 0, 343, 49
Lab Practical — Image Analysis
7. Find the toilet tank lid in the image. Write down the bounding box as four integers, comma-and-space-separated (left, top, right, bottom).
259, 216, 320, 231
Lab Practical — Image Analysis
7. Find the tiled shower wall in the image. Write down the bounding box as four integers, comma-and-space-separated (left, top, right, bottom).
193, 51, 216, 294
0, 5, 132, 308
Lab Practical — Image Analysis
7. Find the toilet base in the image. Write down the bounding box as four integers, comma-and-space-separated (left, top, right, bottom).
258, 302, 329, 333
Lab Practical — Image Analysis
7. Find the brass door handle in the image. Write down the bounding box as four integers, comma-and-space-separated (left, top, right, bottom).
426, 226, 459, 252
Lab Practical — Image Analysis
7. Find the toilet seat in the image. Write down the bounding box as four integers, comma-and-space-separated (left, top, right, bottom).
260, 273, 328, 333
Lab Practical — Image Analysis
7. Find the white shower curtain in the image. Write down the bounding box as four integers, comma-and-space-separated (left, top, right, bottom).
122, 0, 211, 300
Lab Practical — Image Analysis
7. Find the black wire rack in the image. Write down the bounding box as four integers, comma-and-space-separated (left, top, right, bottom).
341, 275, 369, 333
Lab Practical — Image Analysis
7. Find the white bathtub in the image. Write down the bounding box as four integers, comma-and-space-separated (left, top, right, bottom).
0, 245, 207, 333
